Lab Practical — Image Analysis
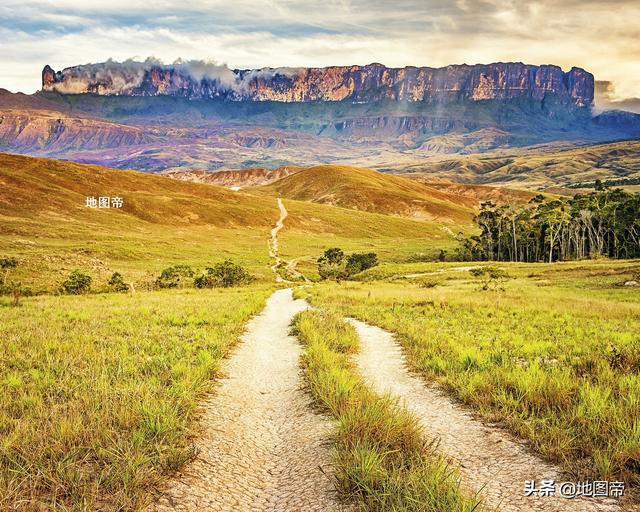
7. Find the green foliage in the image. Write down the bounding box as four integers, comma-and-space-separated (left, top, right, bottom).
469, 265, 510, 291
318, 249, 380, 280
107, 272, 129, 293
459, 189, 640, 262
345, 252, 379, 276
1, 256, 18, 286
62, 270, 92, 295
293, 310, 478, 511
194, 260, 253, 288
155, 265, 195, 289
6, 280, 29, 306
0, 257, 18, 270
317, 247, 346, 281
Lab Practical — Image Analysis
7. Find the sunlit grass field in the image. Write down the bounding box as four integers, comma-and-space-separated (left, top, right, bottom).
296, 260, 640, 487
0, 286, 272, 510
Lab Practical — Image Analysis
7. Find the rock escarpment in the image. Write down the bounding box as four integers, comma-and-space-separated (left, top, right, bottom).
42, 61, 594, 108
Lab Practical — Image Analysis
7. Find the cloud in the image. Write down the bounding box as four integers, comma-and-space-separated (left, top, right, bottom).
0, 0, 638, 98
46, 58, 306, 95
594, 81, 640, 114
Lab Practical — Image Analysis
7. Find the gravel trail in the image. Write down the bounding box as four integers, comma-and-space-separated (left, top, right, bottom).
151, 289, 343, 511
349, 318, 623, 512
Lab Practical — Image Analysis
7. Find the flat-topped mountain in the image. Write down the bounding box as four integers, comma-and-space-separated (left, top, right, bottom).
42, 61, 593, 109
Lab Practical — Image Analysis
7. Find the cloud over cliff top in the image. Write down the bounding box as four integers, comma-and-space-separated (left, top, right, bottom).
1, 0, 638, 101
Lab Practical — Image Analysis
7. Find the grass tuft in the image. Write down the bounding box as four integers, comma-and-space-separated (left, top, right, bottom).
293, 310, 479, 511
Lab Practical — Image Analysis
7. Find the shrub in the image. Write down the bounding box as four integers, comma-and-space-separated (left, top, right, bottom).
62, 270, 92, 294
345, 252, 378, 276
107, 272, 129, 293
1, 257, 18, 286
194, 260, 253, 288
470, 266, 510, 291
7, 281, 33, 306
155, 265, 195, 289
318, 248, 346, 281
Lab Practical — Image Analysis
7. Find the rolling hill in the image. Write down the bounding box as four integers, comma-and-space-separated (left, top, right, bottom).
163, 166, 303, 187
386, 139, 640, 192
0, 153, 464, 290
254, 165, 476, 223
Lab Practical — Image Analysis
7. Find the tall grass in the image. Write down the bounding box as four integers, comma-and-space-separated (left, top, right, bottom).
0, 287, 271, 510
293, 310, 479, 511
299, 261, 640, 487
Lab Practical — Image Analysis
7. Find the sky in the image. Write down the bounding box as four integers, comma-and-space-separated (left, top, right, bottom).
0, 0, 638, 106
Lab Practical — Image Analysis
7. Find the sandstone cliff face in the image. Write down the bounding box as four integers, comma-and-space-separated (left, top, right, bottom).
41, 61, 594, 108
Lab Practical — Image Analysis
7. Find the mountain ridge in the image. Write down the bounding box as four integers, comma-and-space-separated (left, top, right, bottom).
42, 60, 594, 109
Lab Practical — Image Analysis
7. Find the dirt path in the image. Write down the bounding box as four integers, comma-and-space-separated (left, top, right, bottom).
286, 257, 311, 283
268, 198, 288, 283
268, 198, 310, 283
348, 318, 622, 512
151, 289, 344, 511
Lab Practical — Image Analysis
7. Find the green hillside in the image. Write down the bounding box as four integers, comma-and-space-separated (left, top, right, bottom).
0, 154, 464, 290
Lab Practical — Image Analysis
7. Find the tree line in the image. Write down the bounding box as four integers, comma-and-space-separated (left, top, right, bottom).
457, 188, 640, 262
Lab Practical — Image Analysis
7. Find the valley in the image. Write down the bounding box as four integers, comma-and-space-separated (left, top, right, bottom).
1, 53, 639, 512
1, 148, 638, 510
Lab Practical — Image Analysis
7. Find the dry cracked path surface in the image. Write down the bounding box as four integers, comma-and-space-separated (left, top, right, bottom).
348, 318, 623, 512
151, 289, 344, 512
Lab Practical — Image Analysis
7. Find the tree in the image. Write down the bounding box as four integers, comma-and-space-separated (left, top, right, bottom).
155, 265, 195, 289
194, 260, 253, 288
107, 272, 129, 292
8, 281, 26, 306
317, 248, 346, 280
1, 257, 18, 286
345, 252, 378, 275
457, 189, 640, 263
62, 270, 92, 294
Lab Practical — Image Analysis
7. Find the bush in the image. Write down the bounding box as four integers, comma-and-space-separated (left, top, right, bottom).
155, 265, 195, 289
194, 260, 253, 288
469, 266, 510, 291
1, 257, 18, 286
62, 270, 92, 294
345, 252, 378, 276
318, 248, 346, 281
7, 281, 31, 306
107, 272, 129, 293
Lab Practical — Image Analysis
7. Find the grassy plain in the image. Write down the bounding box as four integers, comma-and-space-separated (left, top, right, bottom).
296, 260, 640, 487
0, 286, 273, 510
293, 310, 478, 511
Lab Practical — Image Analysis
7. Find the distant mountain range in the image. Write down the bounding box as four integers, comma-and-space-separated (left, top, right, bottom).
0, 60, 639, 178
